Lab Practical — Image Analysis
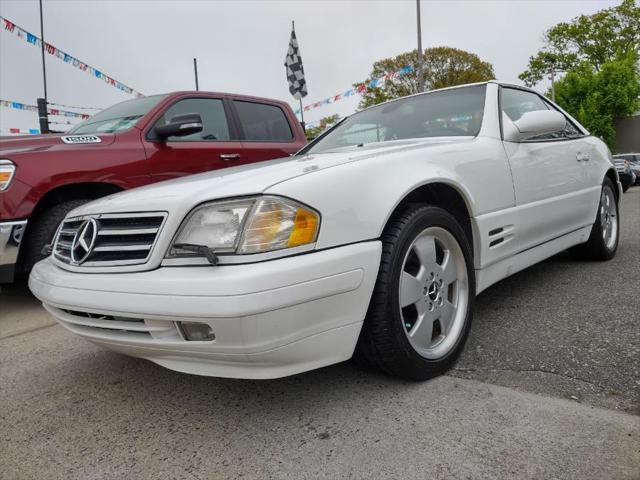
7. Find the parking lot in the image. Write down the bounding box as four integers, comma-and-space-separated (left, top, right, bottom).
1, 188, 638, 479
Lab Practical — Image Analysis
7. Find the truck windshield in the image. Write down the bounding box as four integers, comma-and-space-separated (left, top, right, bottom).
301, 85, 486, 154
69, 94, 168, 134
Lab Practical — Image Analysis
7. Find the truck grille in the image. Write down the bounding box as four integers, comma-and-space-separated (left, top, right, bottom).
53, 212, 167, 267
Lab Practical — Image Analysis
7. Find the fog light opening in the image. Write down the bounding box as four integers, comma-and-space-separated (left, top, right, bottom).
177, 322, 216, 341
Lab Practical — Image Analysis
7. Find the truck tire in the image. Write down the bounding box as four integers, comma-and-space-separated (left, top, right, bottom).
354, 204, 475, 380
21, 199, 91, 275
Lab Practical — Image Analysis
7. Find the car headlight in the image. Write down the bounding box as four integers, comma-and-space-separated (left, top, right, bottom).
167, 196, 320, 259
0, 160, 16, 192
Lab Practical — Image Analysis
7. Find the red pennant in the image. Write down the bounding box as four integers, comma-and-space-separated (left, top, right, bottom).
3, 19, 15, 32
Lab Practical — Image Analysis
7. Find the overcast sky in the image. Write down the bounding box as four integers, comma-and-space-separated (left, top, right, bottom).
0, 0, 619, 132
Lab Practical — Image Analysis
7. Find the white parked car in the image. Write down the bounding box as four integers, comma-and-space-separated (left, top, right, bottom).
29, 82, 621, 380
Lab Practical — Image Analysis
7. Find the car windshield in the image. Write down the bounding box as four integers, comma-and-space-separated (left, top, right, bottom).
303, 84, 486, 154
69, 94, 168, 134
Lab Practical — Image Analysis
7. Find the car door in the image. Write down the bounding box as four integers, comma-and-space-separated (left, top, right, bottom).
230, 99, 301, 161
500, 86, 597, 253
142, 96, 245, 182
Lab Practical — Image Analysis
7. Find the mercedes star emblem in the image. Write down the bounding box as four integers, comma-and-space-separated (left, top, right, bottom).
70, 218, 98, 264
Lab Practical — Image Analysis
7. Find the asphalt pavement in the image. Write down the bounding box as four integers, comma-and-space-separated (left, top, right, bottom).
452, 186, 640, 414
1, 187, 638, 479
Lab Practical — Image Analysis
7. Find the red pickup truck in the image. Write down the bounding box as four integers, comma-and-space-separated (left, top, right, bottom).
0, 91, 307, 282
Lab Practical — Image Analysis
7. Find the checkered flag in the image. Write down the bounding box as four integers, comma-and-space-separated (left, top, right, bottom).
285, 25, 307, 100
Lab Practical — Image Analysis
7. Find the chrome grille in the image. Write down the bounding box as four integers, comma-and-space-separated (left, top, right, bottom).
53, 212, 166, 267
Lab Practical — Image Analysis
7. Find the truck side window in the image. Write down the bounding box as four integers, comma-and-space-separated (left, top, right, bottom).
233, 101, 293, 142
155, 98, 231, 141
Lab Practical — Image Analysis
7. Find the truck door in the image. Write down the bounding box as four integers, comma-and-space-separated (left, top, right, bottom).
142, 97, 245, 182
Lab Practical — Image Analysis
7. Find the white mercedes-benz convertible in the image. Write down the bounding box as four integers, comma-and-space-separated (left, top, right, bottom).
29, 81, 621, 380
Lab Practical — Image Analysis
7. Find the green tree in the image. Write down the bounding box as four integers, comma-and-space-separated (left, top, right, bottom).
305, 114, 340, 140
519, 0, 640, 86
554, 52, 640, 150
356, 46, 495, 109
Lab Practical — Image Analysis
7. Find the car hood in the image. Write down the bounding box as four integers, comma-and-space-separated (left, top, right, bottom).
70, 137, 472, 217
0, 133, 115, 159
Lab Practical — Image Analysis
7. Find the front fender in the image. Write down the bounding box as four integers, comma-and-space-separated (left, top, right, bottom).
266, 137, 515, 250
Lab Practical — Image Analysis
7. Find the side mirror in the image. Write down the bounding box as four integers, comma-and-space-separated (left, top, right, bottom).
154, 113, 203, 139
504, 110, 566, 142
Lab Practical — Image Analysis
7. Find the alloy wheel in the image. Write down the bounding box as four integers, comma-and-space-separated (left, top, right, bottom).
600, 186, 618, 250
398, 226, 469, 359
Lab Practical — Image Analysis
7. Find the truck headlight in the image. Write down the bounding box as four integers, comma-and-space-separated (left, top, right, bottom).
0, 160, 16, 192
167, 196, 320, 258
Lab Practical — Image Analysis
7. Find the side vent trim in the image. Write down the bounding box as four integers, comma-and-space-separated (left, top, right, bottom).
488, 224, 515, 249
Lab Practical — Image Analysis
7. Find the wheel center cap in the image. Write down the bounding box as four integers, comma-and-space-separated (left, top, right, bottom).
427, 282, 440, 301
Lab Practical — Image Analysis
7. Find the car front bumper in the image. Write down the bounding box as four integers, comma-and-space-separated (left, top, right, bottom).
0, 219, 27, 283
29, 241, 382, 379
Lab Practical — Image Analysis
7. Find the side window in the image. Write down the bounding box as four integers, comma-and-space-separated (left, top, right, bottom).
541, 99, 582, 139
233, 101, 293, 142
501, 88, 582, 140
153, 98, 230, 141
501, 88, 549, 121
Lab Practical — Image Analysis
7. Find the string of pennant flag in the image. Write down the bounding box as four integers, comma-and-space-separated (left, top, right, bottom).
0, 15, 143, 97
0, 127, 41, 135
295, 65, 413, 116
0, 99, 91, 119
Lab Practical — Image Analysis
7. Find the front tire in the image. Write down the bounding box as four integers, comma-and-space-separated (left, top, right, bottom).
569, 178, 619, 260
355, 205, 475, 380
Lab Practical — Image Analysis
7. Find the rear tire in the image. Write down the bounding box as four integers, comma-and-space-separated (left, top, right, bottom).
21, 200, 91, 274
569, 178, 619, 261
354, 205, 475, 381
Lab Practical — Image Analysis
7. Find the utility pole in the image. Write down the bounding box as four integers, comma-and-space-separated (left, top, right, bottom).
38, 0, 50, 134
416, 0, 424, 93
193, 58, 199, 91
550, 65, 556, 102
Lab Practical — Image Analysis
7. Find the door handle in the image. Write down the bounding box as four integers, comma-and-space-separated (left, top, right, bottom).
576, 152, 590, 162
220, 153, 241, 161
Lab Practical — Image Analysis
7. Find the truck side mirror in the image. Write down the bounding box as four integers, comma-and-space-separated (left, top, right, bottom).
154, 113, 203, 139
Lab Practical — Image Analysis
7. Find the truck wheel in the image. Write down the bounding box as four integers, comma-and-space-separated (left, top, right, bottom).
354, 205, 475, 380
569, 177, 619, 261
21, 199, 90, 274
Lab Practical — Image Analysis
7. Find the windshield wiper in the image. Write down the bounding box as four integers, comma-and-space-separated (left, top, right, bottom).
173, 243, 219, 265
